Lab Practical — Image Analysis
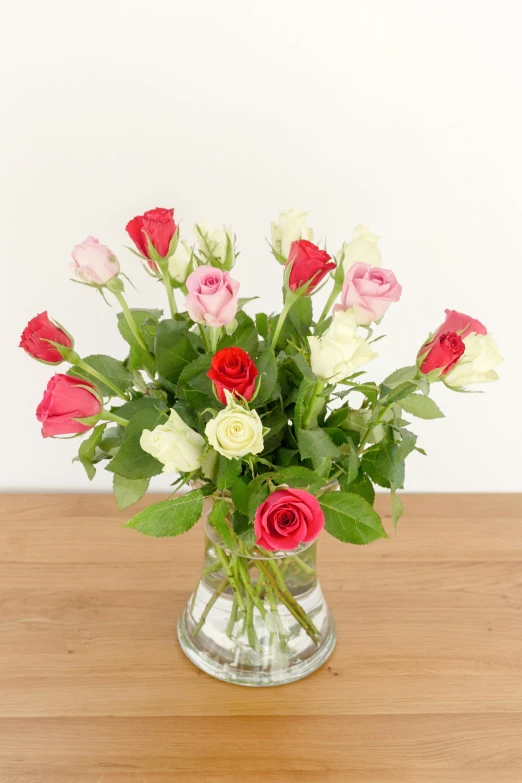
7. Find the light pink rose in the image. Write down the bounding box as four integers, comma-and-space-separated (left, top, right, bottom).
184, 265, 240, 328
335, 261, 402, 324
70, 237, 120, 286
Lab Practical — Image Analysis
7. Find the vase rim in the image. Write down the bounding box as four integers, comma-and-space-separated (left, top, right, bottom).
203, 519, 315, 560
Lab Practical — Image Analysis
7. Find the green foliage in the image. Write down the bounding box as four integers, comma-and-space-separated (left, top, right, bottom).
382, 366, 418, 386
69, 354, 133, 398
340, 470, 375, 505
77, 424, 106, 480
125, 490, 204, 537
217, 312, 259, 355
155, 319, 198, 391
106, 405, 167, 479
208, 499, 235, 551
391, 488, 404, 529
216, 456, 241, 490
270, 466, 325, 493
252, 348, 278, 408
361, 440, 405, 489
320, 491, 388, 545
297, 428, 341, 474
400, 394, 444, 419
113, 475, 150, 511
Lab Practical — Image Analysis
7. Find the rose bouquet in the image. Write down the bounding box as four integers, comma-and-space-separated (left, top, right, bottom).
21, 206, 502, 686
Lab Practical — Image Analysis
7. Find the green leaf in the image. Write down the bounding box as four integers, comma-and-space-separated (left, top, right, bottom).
155, 319, 198, 390
113, 475, 150, 511
118, 308, 162, 350
396, 429, 418, 461
270, 466, 324, 493
208, 499, 235, 552
125, 490, 204, 537
251, 348, 278, 408
217, 312, 259, 356
382, 382, 419, 405
340, 470, 375, 504
255, 312, 269, 339
339, 439, 359, 484
361, 441, 405, 489
233, 510, 256, 546
273, 447, 298, 467
382, 366, 418, 386
112, 397, 165, 421
297, 428, 341, 474
294, 376, 316, 431
77, 424, 106, 480
68, 354, 133, 398
248, 484, 270, 522
106, 405, 167, 479
231, 476, 250, 516
326, 407, 350, 429
400, 394, 444, 420
320, 491, 388, 545
216, 456, 241, 490
288, 296, 313, 336
200, 448, 219, 481
391, 488, 404, 529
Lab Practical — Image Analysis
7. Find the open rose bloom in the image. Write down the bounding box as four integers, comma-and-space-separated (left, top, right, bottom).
20, 205, 501, 686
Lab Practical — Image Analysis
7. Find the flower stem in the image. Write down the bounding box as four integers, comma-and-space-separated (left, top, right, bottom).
191, 577, 228, 638
75, 358, 129, 401
302, 380, 326, 429
101, 409, 129, 427
112, 290, 148, 351
198, 325, 212, 353
318, 281, 342, 324
159, 266, 178, 318
270, 292, 298, 349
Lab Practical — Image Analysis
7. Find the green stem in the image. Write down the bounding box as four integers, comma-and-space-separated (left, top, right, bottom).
198, 325, 211, 353
318, 282, 342, 324
159, 266, 178, 318
210, 327, 222, 353
226, 597, 239, 638
270, 292, 298, 348
216, 547, 245, 613
302, 380, 326, 429
112, 290, 148, 351
75, 358, 129, 401
191, 577, 228, 638
256, 558, 319, 644
101, 409, 129, 427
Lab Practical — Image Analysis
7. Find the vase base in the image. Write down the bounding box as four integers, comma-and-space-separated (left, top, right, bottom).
177, 603, 336, 687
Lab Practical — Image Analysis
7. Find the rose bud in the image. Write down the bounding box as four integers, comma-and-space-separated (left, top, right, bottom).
70, 237, 120, 286
254, 488, 325, 551
36, 374, 102, 438
185, 265, 240, 328
207, 347, 258, 404
335, 262, 402, 325
195, 220, 235, 270
19, 312, 73, 365
286, 239, 336, 294
126, 207, 177, 272
419, 331, 465, 376
270, 208, 314, 262
340, 225, 382, 273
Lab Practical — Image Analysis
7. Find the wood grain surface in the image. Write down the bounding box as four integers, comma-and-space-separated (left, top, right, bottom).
0, 493, 521, 782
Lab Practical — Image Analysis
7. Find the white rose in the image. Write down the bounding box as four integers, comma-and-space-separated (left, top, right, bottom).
308, 309, 376, 383
140, 410, 205, 474
195, 219, 235, 268
341, 225, 382, 273
270, 207, 314, 260
205, 392, 264, 459
168, 239, 191, 284
445, 333, 502, 387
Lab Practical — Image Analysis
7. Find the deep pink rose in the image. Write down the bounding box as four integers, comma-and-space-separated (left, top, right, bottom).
254, 488, 325, 551
432, 309, 487, 340
184, 265, 240, 328
286, 239, 335, 293
126, 207, 177, 272
70, 237, 120, 286
19, 312, 72, 364
36, 374, 101, 438
335, 262, 402, 324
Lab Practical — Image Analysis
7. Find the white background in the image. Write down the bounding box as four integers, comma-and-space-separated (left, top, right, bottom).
2, 0, 520, 492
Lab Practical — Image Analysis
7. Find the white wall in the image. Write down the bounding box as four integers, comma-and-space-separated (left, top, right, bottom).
2, 0, 520, 492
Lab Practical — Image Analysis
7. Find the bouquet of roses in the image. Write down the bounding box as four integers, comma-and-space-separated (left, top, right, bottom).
20, 206, 502, 684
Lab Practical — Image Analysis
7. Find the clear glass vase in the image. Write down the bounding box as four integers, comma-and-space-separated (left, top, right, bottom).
177, 520, 336, 686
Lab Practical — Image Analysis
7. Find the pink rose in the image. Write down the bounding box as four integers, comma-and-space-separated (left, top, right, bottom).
335, 261, 402, 324
184, 265, 240, 328
19, 312, 72, 364
254, 488, 325, 551
36, 374, 102, 438
70, 237, 120, 286
431, 309, 487, 340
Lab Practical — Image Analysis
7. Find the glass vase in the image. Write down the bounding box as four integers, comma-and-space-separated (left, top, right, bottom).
177, 519, 336, 686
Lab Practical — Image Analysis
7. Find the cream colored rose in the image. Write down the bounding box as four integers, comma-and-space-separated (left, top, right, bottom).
445, 333, 502, 387
168, 239, 191, 284
205, 392, 264, 459
341, 225, 382, 273
308, 309, 376, 383
270, 208, 314, 260
195, 220, 235, 268
140, 409, 205, 473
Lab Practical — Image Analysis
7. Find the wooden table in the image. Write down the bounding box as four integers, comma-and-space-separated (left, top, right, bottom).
1, 493, 521, 782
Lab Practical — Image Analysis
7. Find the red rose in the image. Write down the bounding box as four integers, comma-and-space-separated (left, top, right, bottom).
126, 207, 177, 271
286, 239, 336, 293
207, 346, 258, 404
19, 312, 72, 364
419, 331, 465, 376
36, 374, 101, 438
254, 488, 325, 551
